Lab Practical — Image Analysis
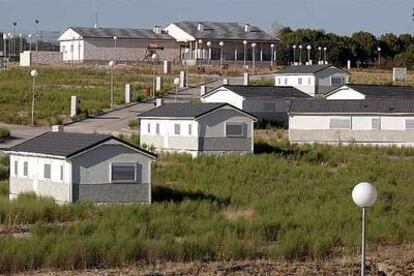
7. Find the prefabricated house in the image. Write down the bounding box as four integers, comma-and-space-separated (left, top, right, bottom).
58, 26, 180, 63
6, 131, 156, 204
201, 85, 312, 126
325, 84, 414, 100
275, 64, 350, 96
165, 21, 277, 63
289, 99, 414, 146
138, 102, 257, 157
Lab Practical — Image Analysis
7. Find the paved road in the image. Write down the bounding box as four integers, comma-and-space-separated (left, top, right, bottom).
0, 73, 274, 150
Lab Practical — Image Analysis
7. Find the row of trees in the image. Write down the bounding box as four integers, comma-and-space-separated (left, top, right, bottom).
274, 27, 414, 68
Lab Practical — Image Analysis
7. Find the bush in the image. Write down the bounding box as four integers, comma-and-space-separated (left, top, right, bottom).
0, 128, 10, 139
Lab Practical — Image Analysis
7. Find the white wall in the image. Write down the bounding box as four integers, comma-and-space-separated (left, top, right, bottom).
60, 40, 84, 62
275, 74, 315, 96
201, 88, 244, 109
165, 24, 195, 43
326, 87, 366, 100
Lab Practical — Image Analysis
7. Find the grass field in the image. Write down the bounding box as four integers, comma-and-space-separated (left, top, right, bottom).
0, 66, 210, 126
0, 133, 414, 272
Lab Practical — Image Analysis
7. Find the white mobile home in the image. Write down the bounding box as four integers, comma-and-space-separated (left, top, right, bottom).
6, 131, 156, 204
275, 64, 350, 96
201, 85, 311, 126
138, 103, 257, 157
289, 99, 414, 146
325, 84, 414, 100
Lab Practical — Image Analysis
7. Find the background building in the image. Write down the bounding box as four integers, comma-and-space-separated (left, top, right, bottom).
165, 21, 277, 65
325, 84, 414, 100
58, 26, 180, 63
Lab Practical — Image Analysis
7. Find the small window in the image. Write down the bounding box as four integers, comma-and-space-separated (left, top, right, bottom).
331, 76, 345, 85
14, 161, 18, 176
174, 124, 181, 135
60, 165, 64, 181
147, 123, 151, 134
188, 124, 192, 135
264, 102, 275, 112
406, 119, 414, 130
156, 123, 160, 135
226, 123, 244, 137
308, 77, 312, 85
111, 164, 137, 183
298, 77, 302, 85
278, 78, 281, 85
44, 164, 51, 179
329, 118, 351, 129
284, 78, 288, 85
23, 161, 28, 177
371, 118, 381, 130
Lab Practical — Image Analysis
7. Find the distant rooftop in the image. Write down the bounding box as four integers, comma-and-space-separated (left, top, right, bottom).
204, 85, 312, 98
290, 99, 414, 114
336, 84, 414, 98
69, 27, 172, 40
277, 64, 348, 74
172, 21, 276, 41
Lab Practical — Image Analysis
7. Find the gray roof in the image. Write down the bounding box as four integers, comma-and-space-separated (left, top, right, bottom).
289, 99, 414, 114
138, 103, 256, 119
70, 27, 172, 40
277, 64, 348, 74
338, 84, 414, 98
208, 85, 312, 98
173, 21, 276, 41
7, 132, 156, 158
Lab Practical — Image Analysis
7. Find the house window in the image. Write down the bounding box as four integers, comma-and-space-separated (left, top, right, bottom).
371, 118, 381, 130
111, 163, 137, 183
174, 124, 181, 135
60, 165, 64, 181
23, 161, 28, 177
308, 78, 312, 85
298, 77, 303, 85
278, 78, 281, 85
147, 123, 151, 134
188, 124, 192, 135
406, 119, 414, 130
44, 164, 51, 179
62, 45, 66, 53
14, 161, 18, 176
331, 76, 345, 85
226, 123, 244, 137
156, 123, 160, 135
329, 118, 351, 129
284, 78, 288, 85
264, 102, 275, 112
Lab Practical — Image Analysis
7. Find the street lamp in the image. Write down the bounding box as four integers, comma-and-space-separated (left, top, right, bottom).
151, 53, 158, 98
30, 69, 39, 126
19, 33, 22, 54
219, 41, 224, 67
318, 46, 322, 63
108, 60, 115, 110
173, 77, 180, 102
7, 33, 12, 60
28, 34, 32, 51
306, 45, 312, 63
352, 182, 378, 276
298, 45, 303, 64
323, 47, 327, 63
243, 40, 248, 67
113, 36, 118, 64
377, 47, 382, 69
292, 45, 297, 64
2, 33, 7, 58
35, 19, 39, 52
251, 43, 257, 72
184, 48, 189, 87
198, 39, 203, 64
206, 41, 212, 67
270, 43, 275, 68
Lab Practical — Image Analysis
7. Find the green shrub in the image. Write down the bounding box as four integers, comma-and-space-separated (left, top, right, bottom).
0, 128, 10, 139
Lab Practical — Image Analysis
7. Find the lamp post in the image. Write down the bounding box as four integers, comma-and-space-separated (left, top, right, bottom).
352, 182, 378, 276
318, 46, 322, 63
35, 19, 39, 52
219, 41, 224, 67
184, 48, 189, 86
173, 77, 180, 102
151, 53, 158, 98
30, 69, 39, 126
2, 33, 7, 58
19, 33, 22, 54
323, 47, 327, 63
292, 45, 297, 64
251, 43, 257, 72
243, 40, 248, 67
108, 60, 114, 110
7, 33, 12, 60
206, 41, 212, 73
270, 43, 275, 68
377, 47, 381, 69
28, 34, 32, 51
113, 36, 118, 64
198, 39, 203, 65
298, 45, 303, 64
306, 45, 312, 63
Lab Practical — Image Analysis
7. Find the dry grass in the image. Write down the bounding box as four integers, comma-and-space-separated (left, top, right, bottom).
222, 208, 256, 222
349, 69, 414, 86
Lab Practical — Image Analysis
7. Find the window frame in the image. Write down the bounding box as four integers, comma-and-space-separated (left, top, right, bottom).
23, 161, 28, 177
330, 76, 345, 86
298, 77, 302, 85
174, 123, 181, 135
155, 123, 160, 135
44, 164, 51, 180
147, 123, 151, 134
329, 118, 352, 130
110, 163, 137, 183
371, 118, 381, 130
188, 124, 192, 136
225, 123, 244, 138
406, 119, 414, 130
14, 160, 18, 176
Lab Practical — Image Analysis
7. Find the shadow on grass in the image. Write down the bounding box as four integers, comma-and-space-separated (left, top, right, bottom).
152, 185, 230, 205
254, 142, 306, 156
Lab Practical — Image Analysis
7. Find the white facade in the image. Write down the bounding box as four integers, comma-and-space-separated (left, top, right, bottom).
325, 86, 366, 100
59, 28, 84, 62
275, 75, 316, 96
201, 87, 244, 109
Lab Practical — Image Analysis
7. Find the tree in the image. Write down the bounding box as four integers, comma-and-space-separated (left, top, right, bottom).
350, 31, 378, 64
395, 45, 414, 69
379, 33, 401, 58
